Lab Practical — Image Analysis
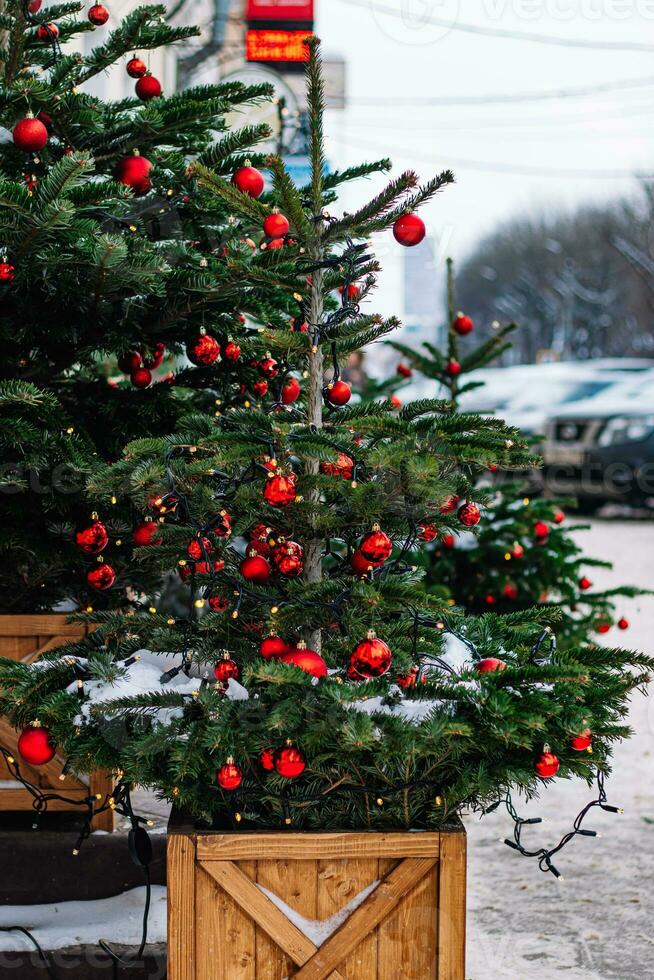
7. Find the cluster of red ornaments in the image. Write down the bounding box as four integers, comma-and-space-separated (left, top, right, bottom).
118, 343, 165, 388
217, 742, 307, 790
126, 55, 161, 100
75, 518, 117, 591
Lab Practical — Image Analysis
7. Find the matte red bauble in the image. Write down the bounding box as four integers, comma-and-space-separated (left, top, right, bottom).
232, 165, 264, 198
264, 473, 297, 508
535, 749, 560, 779
18, 726, 55, 766
475, 657, 506, 674
533, 521, 549, 541
217, 759, 243, 790
259, 355, 278, 378
260, 634, 287, 659
570, 729, 592, 752
263, 212, 289, 238
618, 617, 629, 630
118, 350, 142, 372
397, 363, 412, 378
88, 3, 109, 25
446, 360, 461, 378
0, 263, 15, 282
126, 56, 147, 78
187, 537, 213, 561
115, 154, 153, 195
350, 549, 380, 575
187, 333, 220, 366
418, 523, 438, 542
274, 745, 306, 779
272, 540, 304, 577
349, 631, 392, 679
578, 576, 592, 591
393, 212, 425, 247
325, 380, 351, 406
13, 116, 48, 152
86, 564, 116, 590
360, 526, 392, 563
260, 748, 275, 772
135, 74, 162, 100
75, 520, 108, 555
37, 22, 59, 41
214, 654, 239, 683
452, 313, 474, 335
130, 366, 152, 388
282, 377, 301, 404
132, 521, 161, 546
240, 550, 271, 584
223, 340, 241, 362
458, 502, 481, 527
320, 453, 353, 479
502, 582, 518, 600
281, 643, 328, 678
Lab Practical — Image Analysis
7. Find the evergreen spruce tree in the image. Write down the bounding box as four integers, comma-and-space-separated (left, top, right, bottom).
1, 41, 650, 835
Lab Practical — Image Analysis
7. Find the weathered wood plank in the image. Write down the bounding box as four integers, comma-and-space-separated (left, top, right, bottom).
437, 830, 467, 980
197, 860, 256, 980
378, 854, 438, 978
0, 615, 88, 638
168, 832, 196, 980
317, 856, 379, 979
197, 832, 441, 861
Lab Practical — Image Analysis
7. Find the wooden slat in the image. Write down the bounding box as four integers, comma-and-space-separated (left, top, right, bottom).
89, 771, 115, 832
317, 857, 379, 979
294, 858, 436, 980
168, 832, 196, 980
0, 616, 88, 638
437, 831, 467, 980
256, 855, 319, 980
197, 861, 256, 980
197, 832, 441, 861
0, 788, 91, 810
377, 856, 438, 978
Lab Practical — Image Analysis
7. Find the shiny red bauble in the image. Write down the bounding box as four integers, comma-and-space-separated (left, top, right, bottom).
485, 594, 496, 606
263, 212, 289, 238
37, 22, 59, 41
260, 634, 287, 659
446, 360, 461, 378
359, 526, 392, 564
393, 212, 425, 247
441, 533, 455, 549
272, 540, 304, 577
187, 537, 213, 561
126, 56, 147, 78
553, 510, 565, 524
325, 380, 351, 406
144, 341, 165, 369
75, 520, 108, 555
130, 366, 152, 389
212, 511, 232, 537
502, 582, 518, 600
264, 473, 297, 508
13, 116, 48, 152
533, 521, 549, 542
418, 523, 438, 542
512, 543, 524, 559
281, 644, 328, 678
320, 453, 353, 479
350, 549, 379, 575
214, 654, 239, 683
578, 576, 592, 591
132, 521, 161, 546
475, 657, 506, 674
282, 377, 301, 404
135, 74, 162, 100
274, 745, 306, 779
240, 551, 271, 584
260, 748, 275, 772
187, 333, 220, 366
596, 621, 611, 634
88, 3, 109, 25
217, 760, 243, 790
349, 632, 392, 679
18, 727, 55, 766
0, 263, 15, 282
232, 165, 264, 198
249, 523, 272, 556
118, 350, 142, 373
618, 617, 629, 630
439, 494, 460, 515
86, 563, 116, 590
397, 363, 412, 378
259, 355, 278, 378
570, 729, 592, 752
223, 340, 241, 362
452, 313, 474, 335
115, 154, 153, 195
27, 0, 42, 11
535, 749, 560, 779
458, 502, 481, 527
253, 380, 268, 397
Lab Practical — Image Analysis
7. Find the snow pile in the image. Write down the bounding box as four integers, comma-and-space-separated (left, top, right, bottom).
346, 693, 449, 723
258, 881, 379, 947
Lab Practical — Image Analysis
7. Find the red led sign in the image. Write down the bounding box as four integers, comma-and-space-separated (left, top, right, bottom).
246, 28, 313, 64
246, 0, 314, 20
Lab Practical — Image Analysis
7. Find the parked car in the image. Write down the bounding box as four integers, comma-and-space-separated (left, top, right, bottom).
543, 370, 654, 511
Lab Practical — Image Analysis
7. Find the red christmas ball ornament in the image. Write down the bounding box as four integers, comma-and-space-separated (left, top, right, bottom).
260, 634, 287, 659
339, 283, 360, 300
187, 333, 220, 366
187, 537, 213, 561
259, 355, 279, 378
0, 262, 15, 282
578, 576, 592, 591
143, 342, 165, 369
596, 620, 611, 635
325, 380, 352, 406
418, 523, 438, 542
217, 758, 243, 790
115, 154, 153, 195
274, 744, 306, 779
535, 748, 560, 779
393, 212, 426, 247
439, 494, 460, 515
249, 523, 272, 557
75, 520, 108, 555
452, 312, 474, 336
533, 521, 550, 542
211, 510, 232, 538
223, 340, 241, 362
396, 666, 421, 689
458, 502, 481, 527
618, 616, 629, 631
27, 0, 42, 11
272, 540, 304, 578
88, 3, 109, 25
208, 596, 230, 612
240, 549, 271, 584
512, 543, 524, 559
282, 377, 301, 405
131, 366, 152, 389
553, 510, 565, 524
135, 74, 162, 100
349, 631, 392, 679
281, 642, 328, 678
389, 394, 402, 409
118, 351, 142, 373
126, 56, 147, 78
260, 748, 275, 772
475, 657, 506, 673
132, 521, 161, 547
264, 473, 297, 508
18, 726, 55, 766
350, 549, 380, 575
86, 563, 116, 590
570, 729, 592, 752
502, 582, 518, 600
484, 594, 496, 606
263, 211, 289, 238
446, 360, 461, 378
13, 116, 48, 152
320, 453, 353, 479
232, 164, 264, 198
441, 533, 455, 549
214, 653, 239, 684
37, 22, 59, 41
397, 363, 412, 378
253, 379, 269, 398
359, 525, 392, 564
266, 237, 285, 250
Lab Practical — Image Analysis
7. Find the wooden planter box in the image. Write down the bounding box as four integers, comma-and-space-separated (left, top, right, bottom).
167, 810, 466, 980
0, 615, 114, 832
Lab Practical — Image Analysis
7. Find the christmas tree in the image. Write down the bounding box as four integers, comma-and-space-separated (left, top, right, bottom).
0, 0, 295, 612
1, 42, 650, 844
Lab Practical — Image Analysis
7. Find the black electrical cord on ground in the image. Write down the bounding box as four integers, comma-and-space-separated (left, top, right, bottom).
0, 926, 58, 980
